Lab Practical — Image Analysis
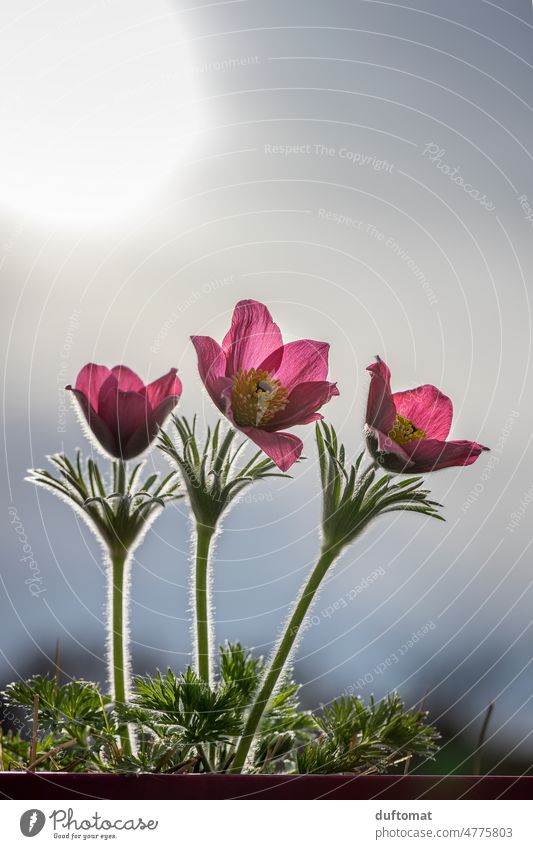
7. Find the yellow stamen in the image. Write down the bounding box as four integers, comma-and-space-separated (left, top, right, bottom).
389, 413, 426, 446
232, 368, 289, 428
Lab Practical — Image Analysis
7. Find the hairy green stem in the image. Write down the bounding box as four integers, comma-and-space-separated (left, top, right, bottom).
230, 545, 340, 773
195, 523, 215, 685
110, 549, 132, 755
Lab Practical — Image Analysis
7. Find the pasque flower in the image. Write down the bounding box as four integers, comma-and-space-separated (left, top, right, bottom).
365, 357, 488, 472
191, 300, 339, 471
67, 364, 182, 460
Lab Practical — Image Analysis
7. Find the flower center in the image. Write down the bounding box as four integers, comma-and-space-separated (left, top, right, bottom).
389, 413, 426, 445
231, 368, 289, 428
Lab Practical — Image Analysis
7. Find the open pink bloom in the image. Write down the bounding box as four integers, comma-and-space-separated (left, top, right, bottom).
191, 300, 339, 471
67, 364, 182, 460
365, 357, 488, 473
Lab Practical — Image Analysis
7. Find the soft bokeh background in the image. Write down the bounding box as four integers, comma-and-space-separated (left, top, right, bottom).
1, 0, 533, 773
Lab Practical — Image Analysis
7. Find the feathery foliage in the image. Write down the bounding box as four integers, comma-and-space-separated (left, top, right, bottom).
297, 693, 439, 775
316, 422, 444, 551
2, 676, 122, 772
26, 453, 180, 554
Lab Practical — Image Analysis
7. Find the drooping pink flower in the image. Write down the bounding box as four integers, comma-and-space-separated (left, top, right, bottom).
191, 300, 339, 471
67, 364, 182, 460
365, 357, 488, 473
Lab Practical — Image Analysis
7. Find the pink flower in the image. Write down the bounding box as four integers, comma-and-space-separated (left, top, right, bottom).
67, 364, 182, 460
365, 357, 488, 473
191, 300, 339, 471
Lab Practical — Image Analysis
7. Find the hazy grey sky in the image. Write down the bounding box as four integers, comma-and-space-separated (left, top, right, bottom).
2, 0, 533, 755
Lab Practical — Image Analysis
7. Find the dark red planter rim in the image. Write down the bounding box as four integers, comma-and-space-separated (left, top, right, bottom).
1, 773, 532, 800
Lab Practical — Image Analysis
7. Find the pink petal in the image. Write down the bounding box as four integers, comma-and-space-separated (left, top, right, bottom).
265, 380, 339, 429
191, 335, 227, 395
150, 396, 181, 428
67, 387, 119, 457
221, 300, 283, 375
402, 438, 489, 472
71, 363, 111, 412
208, 376, 234, 414
240, 426, 303, 471
111, 365, 145, 393
260, 340, 332, 392
392, 384, 453, 440
366, 358, 396, 435
142, 368, 182, 409
191, 334, 232, 414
